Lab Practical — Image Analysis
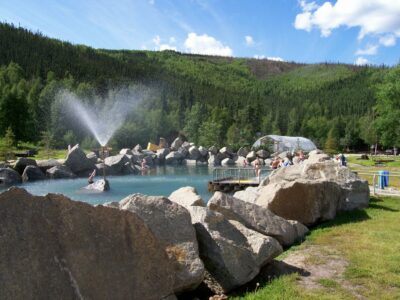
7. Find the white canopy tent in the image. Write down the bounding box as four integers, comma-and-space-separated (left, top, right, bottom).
252, 135, 317, 153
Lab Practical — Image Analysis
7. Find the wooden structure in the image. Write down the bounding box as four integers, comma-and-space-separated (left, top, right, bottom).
208, 167, 271, 193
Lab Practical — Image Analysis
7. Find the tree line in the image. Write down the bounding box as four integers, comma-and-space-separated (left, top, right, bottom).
0, 23, 398, 153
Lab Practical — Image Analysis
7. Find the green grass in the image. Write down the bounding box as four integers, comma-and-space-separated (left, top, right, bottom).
347, 155, 400, 189
233, 197, 400, 299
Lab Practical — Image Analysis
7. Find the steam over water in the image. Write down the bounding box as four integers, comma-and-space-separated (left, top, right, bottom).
58, 87, 149, 146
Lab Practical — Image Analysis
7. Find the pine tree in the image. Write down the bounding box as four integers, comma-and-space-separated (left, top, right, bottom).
0, 127, 16, 161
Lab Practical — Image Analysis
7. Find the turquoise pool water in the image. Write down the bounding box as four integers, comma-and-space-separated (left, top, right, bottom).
4, 166, 212, 205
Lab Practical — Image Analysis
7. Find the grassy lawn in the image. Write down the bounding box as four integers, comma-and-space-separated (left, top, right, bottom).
233, 196, 400, 299
347, 155, 400, 189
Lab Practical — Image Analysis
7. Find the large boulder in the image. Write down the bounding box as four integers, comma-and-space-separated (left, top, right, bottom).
169, 186, 205, 209
234, 156, 247, 166
237, 147, 249, 157
119, 148, 133, 156
86, 152, 98, 164
36, 159, 61, 173
233, 186, 260, 204
187, 206, 259, 292
171, 137, 184, 151
219, 147, 233, 157
46, 165, 77, 179
84, 179, 110, 192
229, 220, 283, 267
157, 148, 170, 161
256, 149, 270, 159
0, 168, 22, 185
246, 151, 257, 162
221, 158, 234, 166
188, 146, 201, 160
208, 146, 219, 155
165, 151, 183, 165
21, 165, 46, 182
0, 188, 175, 300
198, 146, 208, 157
256, 160, 369, 226
207, 192, 304, 247
13, 157, 37, 174
104, 154, 131, 175
208, 154, 220, 166
64, 145, 95, 174
108, 194, 205, 293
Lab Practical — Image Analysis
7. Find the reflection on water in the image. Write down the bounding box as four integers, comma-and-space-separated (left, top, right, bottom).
2, 166, 213, 205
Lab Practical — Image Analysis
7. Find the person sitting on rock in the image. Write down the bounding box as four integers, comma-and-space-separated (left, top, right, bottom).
141, 158, 148, 170
271, 157, 280, 169
88, 169, 96, 184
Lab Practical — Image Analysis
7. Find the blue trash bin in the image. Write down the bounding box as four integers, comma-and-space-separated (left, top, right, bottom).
384, 170, 389, 187
378, 170, 385, 189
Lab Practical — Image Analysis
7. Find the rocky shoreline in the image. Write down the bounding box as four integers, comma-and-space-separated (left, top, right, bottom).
0, 150, 370, 299
0, 137, 274, 186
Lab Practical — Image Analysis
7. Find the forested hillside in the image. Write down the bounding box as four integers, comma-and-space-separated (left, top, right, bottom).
0, 22, 397, 151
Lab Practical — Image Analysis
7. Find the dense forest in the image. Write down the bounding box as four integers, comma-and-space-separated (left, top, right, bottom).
0, 23, 399, 152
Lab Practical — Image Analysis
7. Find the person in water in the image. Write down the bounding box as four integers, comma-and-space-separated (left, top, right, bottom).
88, 169, 96, 184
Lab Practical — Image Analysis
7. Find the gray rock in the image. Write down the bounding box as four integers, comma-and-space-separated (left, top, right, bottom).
256, 160, 369, 226
0, 168, 22, 185
186, 206, 259, 292
221, 158, 234, 166
133, 144, 142, 152
84, 179, 110, 191
0, 188, 175, 300
198, 146, 208, 157
169, 186, 205, 209
165, 151, 183, 165
36, 159, 61, 173
13, 157, 37, 174
234, 156, 247, 166
229, 220, 283, 267
46, 165, 76, 179
208, 146, 219, 155
104, 154, 130, 175
208, 154, 220, 166
119, 148, 133, 156
21, 165, 46, 182
157, 148, 170, 161
264, 158, 272, 166
178, 147, 189, 158
219, 147, 233, 157
86, 152, 98, 164
189, 146, 201, 160
237, 147, 249, 157
171, 137, 184, 151
246, 151, 256, 162
181, 141, 192, 150
256, 149, 270, 159
182, 159, 197, 165
207, 192, 299, 247
233, 186, 260, 204
142, 155, 154, 167
288, 220, 309, 241
64, 144, 95, 174
115, 194, 205, 293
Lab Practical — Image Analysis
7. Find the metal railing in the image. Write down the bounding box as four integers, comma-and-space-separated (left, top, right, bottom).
212, 167, 271, 183
352, 170, 400, 196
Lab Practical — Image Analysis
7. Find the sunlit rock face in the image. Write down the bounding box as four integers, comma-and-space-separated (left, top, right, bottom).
0, 188, 175, 300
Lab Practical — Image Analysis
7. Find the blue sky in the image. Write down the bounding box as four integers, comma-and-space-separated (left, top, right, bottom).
1, 0, 399, 65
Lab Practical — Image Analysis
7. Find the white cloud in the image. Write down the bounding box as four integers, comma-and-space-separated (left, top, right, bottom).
355, 57, 369, 65
294, 0, 400, 41
379, 34, 396, 47
152, 35, 161, 46
148, 0, 155, 5
299, 0, 319, 12
169, 36, 176, 44
355, 44, 378, 56
245, 35, 254, 46
184, 33, 233, 56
